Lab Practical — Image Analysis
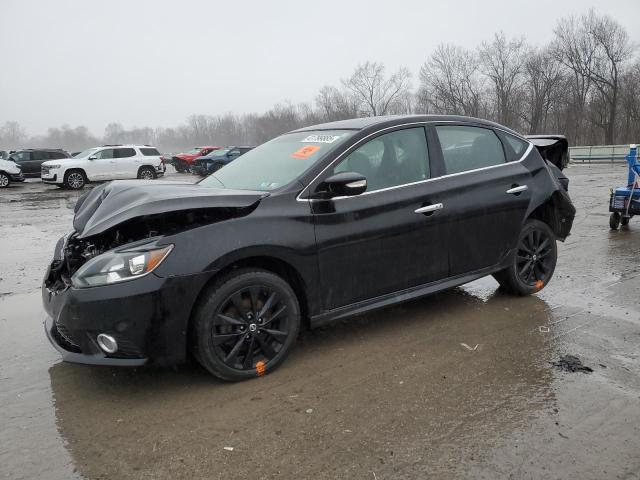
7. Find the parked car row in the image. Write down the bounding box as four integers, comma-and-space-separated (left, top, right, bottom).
0, 145, 165, 189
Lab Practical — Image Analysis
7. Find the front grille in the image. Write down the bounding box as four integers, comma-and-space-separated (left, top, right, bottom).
52, 322, 82, 353
612, 196, 627, 209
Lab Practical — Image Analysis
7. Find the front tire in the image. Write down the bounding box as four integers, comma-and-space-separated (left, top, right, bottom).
610, 212, 621, 230
493, 219, 557, 296
64, 170, 86, 190
191, 268, 300, 381
0, 172, 10, 188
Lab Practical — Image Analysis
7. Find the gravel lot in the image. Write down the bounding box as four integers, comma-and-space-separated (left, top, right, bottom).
1, 164, 639, 480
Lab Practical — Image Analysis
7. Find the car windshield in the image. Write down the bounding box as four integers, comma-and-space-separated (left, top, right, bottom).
74, 148, 99, 158
206, 149, 230, 158
199, 130, 354, 191
187, 147, 204, 154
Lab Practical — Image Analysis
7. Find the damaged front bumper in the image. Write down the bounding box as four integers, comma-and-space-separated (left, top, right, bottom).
42, 260, 213, 367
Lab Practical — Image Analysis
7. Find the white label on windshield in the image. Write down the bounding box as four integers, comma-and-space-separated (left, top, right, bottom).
301, 134, 341, 144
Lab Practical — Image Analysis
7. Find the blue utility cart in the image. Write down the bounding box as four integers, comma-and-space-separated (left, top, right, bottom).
609, 144, 640, 230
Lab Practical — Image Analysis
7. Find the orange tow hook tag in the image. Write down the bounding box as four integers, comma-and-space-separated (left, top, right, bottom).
256, 361, 266, 376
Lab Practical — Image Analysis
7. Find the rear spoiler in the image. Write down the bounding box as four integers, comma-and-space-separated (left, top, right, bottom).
525, 135, 569, 171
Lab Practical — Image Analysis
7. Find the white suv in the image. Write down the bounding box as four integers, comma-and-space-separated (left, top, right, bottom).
41, 145, 165, 189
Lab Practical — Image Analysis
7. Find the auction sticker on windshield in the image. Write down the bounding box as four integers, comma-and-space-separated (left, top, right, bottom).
301, 134, 342, 144
291, 145, 321, 159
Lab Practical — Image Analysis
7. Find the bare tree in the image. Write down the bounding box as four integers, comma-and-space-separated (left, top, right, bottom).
522, 47, 564, 133
342, 62, 412, 116
0, 121, 27, 149
419, 44, 484, 117
315, 86, 359, 121
587, 11, 634, 144
479, 33, 527, 127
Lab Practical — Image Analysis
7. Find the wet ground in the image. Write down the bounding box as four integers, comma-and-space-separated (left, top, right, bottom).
1, 164, 639, 480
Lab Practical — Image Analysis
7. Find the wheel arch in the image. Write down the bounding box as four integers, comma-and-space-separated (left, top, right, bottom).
525, 190, 575, 241
186, 255, 311, 347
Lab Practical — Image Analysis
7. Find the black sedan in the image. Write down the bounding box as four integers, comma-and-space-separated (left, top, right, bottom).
42, 115, 575, 381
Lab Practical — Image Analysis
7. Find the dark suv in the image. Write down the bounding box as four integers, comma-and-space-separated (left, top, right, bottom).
42, 115, 575, 381
9, 149, 71, 178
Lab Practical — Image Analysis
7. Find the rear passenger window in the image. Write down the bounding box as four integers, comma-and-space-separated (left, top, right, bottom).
115, 148, 136, 158
32, 151, 48, 160
332, 127, 429, 191
140, 148, 160, 156
436, 126, 505, 174
502, 133, 530, 162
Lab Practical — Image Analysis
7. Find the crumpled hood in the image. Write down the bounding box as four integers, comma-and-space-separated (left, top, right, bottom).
73, 180, 268, 238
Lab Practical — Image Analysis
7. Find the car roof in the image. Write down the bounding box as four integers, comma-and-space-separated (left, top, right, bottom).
99, 145, 158, 148
290, 114, 521, 136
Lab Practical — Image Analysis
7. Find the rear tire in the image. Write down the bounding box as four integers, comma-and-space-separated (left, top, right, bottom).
610, 212, 621, 230
191, 268, 300, 381
137, 166, 156, 180
64, 170, 86, 190
493, 219, 557, 296
0, 172, 10, 188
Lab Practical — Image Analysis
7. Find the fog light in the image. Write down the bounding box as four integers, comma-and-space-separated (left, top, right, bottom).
96, 333, 118, 354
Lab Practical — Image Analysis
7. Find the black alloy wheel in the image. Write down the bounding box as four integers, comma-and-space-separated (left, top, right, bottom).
192, 269, 300, 381
515, 227, 554, 287
493, 219, 557, 295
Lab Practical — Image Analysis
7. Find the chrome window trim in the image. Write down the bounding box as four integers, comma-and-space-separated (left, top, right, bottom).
297, 121, 533, 203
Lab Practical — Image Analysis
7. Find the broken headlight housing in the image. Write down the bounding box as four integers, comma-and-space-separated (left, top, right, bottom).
71, 243, 173, 288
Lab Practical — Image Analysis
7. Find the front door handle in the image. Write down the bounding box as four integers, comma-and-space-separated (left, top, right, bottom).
506, 185, 528, 194
414, 203, 444, 214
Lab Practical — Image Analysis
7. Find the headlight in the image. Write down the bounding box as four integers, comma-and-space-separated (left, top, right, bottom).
46, 164, 61, 169
71, 244, 173, 288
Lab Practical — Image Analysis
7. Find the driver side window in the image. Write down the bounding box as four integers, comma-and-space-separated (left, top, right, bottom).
332, 127, 430, 192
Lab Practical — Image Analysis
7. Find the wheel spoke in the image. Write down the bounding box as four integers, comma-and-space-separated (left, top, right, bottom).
516, 254, 529, 263
212, 331, 243, 345
536, 237, 549, 253
262, 328, 288, 342
224, 336, 246, 363
216, 313, 245, 326
255, 334, 276, 359
243, 337, 255, 369
249, 287, 261, 314
258, 291, 277, 319
262, 305, 287, 327
519, 260, 533, 277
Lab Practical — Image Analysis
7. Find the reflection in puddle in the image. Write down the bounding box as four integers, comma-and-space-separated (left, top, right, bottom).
49, 286, 555, 479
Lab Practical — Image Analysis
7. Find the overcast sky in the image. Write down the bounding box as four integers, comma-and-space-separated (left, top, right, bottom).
1, 0, 638, 135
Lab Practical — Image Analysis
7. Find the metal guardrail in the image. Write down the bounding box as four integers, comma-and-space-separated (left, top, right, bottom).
569, 145, 635, 163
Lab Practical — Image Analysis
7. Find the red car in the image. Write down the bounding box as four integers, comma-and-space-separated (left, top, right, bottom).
170, 146, 220, 172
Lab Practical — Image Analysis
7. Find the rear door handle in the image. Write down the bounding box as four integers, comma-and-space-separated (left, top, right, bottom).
414, 203, 443, 214
506, 185, 528, 194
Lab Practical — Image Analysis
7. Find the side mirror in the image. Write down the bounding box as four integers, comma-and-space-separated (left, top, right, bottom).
317, 172, 367, 198
88, 155, 97, 160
